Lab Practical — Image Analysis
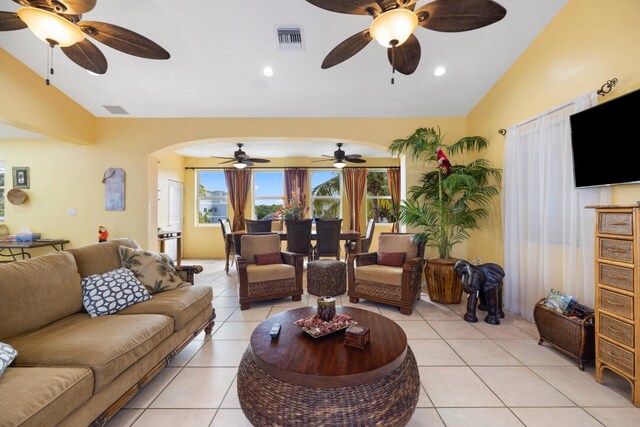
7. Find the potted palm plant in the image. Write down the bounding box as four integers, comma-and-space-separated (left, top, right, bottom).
388, 127, 501, 304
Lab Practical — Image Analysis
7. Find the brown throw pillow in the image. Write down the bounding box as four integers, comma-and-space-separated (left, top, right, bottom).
119, 246, 187, 294
254, 252, 282, 265
377, 252, 406, 267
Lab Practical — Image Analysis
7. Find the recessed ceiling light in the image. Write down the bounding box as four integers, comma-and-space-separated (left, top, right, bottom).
263, 66, 274, 77
434, 66, 446, 77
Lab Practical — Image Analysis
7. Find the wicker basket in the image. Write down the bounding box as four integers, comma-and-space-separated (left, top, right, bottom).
534, 298, 595, 370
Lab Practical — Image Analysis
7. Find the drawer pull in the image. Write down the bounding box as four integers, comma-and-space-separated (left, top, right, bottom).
605, 300, 625, 307
610, 222, 629, 226
609, 249, 628, 253
608, 326, 623, 333
607, 273, 629, 280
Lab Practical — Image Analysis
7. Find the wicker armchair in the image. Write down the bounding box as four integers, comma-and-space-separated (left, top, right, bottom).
345, 219, 375, 261
348, 233, 424, 315
236, 234, 303, 310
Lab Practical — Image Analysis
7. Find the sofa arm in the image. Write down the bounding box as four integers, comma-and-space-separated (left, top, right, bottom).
175, 264, 203, 285
281, 251, 302, 266
354, 252, 378, 267
402, 257, 424, 298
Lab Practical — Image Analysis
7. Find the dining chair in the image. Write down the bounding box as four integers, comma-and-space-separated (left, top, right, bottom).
219, 218, 234, 273
313, 218, 343, 260
245, 219, 273, 233
344, 218, 375, 261
285, 219, 313, 259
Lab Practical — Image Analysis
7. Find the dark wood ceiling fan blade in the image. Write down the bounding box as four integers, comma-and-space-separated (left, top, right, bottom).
345, 158, 366, 163
387, 33, 421, 75
12, 0, 30, 7
305, 0, 380, 15
313, 158, 334, 163
78, 21, 170, 60
61, 38, 107, 74
345, 154, 362, 159
417, 0, 507, 32
210, 156, 235, 160
247, 158, 270, 163
244, 160, 255, 167
0, 11, 27, 31
321, 154, 336, 158
219, 159, 237, 164
322, 29, 372, 69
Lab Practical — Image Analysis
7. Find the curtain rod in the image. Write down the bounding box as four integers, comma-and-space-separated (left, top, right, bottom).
498, 78, 618, 136
185, 166, 400, 171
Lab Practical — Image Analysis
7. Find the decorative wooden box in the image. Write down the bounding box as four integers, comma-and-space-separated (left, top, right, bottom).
534, 298, 595, 370
344, 325, 370, 349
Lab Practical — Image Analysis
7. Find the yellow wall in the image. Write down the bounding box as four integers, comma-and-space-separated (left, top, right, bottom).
467, 0, 640, 266
0, 49, 95, 144
0, 137, 151, 256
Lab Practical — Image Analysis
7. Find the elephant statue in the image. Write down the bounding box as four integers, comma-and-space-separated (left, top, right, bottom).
454, 260, 505, 325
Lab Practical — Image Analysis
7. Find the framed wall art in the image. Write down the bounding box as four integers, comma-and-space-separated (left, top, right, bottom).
12, 167, 30, 189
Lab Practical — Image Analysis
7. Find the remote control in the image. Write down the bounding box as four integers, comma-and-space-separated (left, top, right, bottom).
269, 323, 281, 339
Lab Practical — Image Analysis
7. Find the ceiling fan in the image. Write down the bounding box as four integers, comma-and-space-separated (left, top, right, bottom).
0, 0, 169, 84
211, 144, 271, 169
314, 143, 366, 169
305, 0, 507, 83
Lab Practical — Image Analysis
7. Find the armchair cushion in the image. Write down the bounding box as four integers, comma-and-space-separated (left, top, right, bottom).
254, 252, 282, 266
377, 252, 406, 267
241, 234, 281, 264
378, 234, 418, 260
246, 264, 295, 283
355, 264, 403, 287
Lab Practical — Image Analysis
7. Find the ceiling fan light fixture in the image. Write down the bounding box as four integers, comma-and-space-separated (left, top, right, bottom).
369, 8, 418, 48
333, 160, 346, 169
233, 161, 248, 169
17, 7, 84, 47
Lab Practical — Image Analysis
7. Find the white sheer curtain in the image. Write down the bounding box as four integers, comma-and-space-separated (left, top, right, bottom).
503, 93, 611, 321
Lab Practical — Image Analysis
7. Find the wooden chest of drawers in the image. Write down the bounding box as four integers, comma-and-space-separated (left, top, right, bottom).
591, 206, 640, 406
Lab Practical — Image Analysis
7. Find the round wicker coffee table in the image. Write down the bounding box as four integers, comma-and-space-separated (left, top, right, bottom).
237, 306, 419, 427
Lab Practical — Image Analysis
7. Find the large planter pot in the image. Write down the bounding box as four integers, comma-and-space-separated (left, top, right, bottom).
425, 258, 463, 304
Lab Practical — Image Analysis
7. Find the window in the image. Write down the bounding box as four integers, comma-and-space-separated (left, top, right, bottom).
0, 161, 4, 221
254, 171, 284, 219
197, 171, 227, 224
366, 170, 393, 224
311, 170, 341, 219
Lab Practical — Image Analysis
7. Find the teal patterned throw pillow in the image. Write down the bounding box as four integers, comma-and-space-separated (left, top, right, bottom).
0, 342, 18, 377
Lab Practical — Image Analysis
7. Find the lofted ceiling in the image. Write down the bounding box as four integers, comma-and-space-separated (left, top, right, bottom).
0, 122, 47, 139
0, 0, 567, 118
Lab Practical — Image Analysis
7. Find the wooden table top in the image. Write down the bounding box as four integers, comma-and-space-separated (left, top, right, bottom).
249, 306, 407, 388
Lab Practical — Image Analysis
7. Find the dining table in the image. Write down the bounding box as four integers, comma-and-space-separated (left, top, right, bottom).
225, 230, 361, 272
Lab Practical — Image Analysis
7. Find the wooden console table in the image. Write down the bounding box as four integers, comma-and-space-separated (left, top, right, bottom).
158, 230, 182, 266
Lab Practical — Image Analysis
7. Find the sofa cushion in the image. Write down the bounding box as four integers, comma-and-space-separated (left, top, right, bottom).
119, 246, 186, 294
0, 251, 82, 341
0, 342, 18, 377
6, 313, 173, 393
378, 234, 418, 260
247, 263, 295, 283
116, 286, 213, 331
241, 234, 281, 264
81, 268, 152, 317
0, 367, 93, 427
67, 238, 140, 278
355, 264, 403, 287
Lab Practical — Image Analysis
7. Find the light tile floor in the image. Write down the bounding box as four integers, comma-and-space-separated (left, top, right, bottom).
107, 260, 640, 427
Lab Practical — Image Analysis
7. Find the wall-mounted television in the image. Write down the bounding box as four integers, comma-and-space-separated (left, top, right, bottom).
570, 88, 640, 188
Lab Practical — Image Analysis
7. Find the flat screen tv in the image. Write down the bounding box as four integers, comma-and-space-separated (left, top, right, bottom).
570, 88, 640, 188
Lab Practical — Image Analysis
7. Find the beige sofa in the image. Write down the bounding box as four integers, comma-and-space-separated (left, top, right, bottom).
0, 239, 215, 427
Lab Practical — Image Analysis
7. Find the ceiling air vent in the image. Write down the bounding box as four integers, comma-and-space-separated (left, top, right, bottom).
277, 27, 304, 50
103, 105, 129, 115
